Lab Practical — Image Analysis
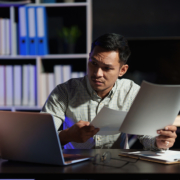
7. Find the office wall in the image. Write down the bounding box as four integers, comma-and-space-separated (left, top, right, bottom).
92, 0, 180, 39
92, 0, 180, 86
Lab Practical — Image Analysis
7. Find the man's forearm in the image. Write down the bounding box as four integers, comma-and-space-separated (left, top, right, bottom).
59, 129, 71, 145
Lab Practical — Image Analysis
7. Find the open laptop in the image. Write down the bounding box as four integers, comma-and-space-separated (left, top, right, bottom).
0, 111, 90, 165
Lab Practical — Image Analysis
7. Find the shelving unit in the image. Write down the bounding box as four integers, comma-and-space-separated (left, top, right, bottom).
0, 0, 92, 112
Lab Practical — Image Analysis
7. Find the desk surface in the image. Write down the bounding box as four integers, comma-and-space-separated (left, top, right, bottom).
0, 149, 180, 178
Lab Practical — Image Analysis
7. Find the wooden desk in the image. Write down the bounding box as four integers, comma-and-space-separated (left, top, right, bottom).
0, 149, 180, 179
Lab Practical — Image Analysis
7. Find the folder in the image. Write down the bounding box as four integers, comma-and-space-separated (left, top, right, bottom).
119, 150, 180, 164
63, 65, 71, 82
5, 18, 10, 55
40, 73, 48, 107
0, 18, 6, 55
5, 65, 13, 106
14, 65, 22, 106
0, 65, 5, 106
27, 6, 38, 55
36, 6, 48, 55
54, 65, 63, 86
29, 64, 36, 106
47, 73, 55, 95
18, 6, 29, 55
22, 64, 29, 106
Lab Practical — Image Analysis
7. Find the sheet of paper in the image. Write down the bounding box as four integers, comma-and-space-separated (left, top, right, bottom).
91, 81, 180, 136
90, 106, 127, 135
122, 150, 180, 162
119, 81, 180, 136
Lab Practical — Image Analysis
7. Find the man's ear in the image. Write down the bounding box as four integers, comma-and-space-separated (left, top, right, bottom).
119, 64, 129, 77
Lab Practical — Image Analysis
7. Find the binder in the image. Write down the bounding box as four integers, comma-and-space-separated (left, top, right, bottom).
18, 6, 29, 55
5, 18, 10, 55
36, 6, 48, 55
0, 65, 5, 106
47, 73, 55, 95
119, 150, 180, 165
14, 65, 22, 106
40, 73, 48, 106
54, 65, 63, 86
27, 6, 38, 55
62, 65, 71, 82
5, 65, 13, 106
71, 72, 79, 78
29, 65, 36, 106
22, 64, 29, 106
0, 18, 6, 55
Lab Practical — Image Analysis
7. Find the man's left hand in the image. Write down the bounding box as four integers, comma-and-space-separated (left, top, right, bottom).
156, 125, 177, 149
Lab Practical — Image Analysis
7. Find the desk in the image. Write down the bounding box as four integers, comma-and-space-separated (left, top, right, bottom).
0, 149, 180, 179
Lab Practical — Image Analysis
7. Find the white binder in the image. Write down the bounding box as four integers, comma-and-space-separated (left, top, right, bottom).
14, 65, 22, 106
0, 66, 5, 106
22, 64, 29, 106
5, 65, 13, 106
54, 65, 63, 86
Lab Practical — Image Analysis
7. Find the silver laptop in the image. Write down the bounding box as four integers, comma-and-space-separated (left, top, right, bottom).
0, 111, 90, 165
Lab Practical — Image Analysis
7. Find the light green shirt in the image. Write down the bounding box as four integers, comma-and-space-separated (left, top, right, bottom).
41, 75, 159, 150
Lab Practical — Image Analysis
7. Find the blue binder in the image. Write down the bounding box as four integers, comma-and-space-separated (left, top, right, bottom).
18, 6, 29, 55
36, 6, 48, 55
27, 6, 38, 55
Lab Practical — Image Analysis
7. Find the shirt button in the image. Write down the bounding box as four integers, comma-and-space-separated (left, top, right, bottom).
97, 137, 101, 140
111, 95, 113, 98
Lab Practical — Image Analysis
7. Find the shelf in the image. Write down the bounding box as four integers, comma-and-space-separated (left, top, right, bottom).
0, 54, 89, 59
0, 0, 92, 111
28, 2, 88, 7
0, 106, 42, 111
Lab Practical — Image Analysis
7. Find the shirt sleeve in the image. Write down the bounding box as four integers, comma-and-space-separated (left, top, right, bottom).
41, 84, 68, 131
138, 135, 168, 151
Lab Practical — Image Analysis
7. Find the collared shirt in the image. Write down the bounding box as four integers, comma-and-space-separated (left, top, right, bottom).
41, 75, 159, 150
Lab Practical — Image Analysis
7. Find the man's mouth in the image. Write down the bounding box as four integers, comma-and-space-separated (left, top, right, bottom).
92, 79, 104, 85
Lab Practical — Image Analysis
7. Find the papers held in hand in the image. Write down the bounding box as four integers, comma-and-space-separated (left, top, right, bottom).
90, 81, 180, 136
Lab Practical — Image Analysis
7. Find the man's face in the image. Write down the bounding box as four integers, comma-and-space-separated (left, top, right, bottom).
87, 46, 128, 98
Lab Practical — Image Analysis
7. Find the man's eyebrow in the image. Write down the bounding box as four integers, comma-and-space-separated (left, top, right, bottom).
90, 57, 114, 67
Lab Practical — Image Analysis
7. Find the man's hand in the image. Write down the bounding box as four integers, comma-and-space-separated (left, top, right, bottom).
59, 120, 100, 145
156, 125, 177, 149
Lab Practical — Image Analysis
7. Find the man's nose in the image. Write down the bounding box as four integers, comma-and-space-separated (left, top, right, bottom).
94, 67, 103, 77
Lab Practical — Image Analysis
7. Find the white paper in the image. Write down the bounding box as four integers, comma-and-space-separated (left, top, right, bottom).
119, 81, 180, 136
90, 81, 180, 136
90, 106, 127, 135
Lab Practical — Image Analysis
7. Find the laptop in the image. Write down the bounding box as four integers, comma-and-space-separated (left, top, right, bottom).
0, 111, 90, 165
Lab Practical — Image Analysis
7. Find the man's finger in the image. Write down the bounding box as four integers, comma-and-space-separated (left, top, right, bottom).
156, 136, 175, 142
157, 125, 177, 132
157, 130, 177, 138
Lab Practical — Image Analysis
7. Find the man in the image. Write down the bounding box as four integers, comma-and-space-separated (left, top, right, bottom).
41, 33, 177, 150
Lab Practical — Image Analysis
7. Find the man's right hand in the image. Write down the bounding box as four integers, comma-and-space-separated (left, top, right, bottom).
59, 120, 100, 145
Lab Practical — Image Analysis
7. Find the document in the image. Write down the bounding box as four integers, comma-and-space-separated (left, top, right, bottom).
119, 150, 180, 164
91, 81, 180, 136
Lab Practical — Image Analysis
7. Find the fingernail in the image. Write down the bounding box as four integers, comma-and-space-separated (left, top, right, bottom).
165, 127, 168, 130
157, 130, 160, 134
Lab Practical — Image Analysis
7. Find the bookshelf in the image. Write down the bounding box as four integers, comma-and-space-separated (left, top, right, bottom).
0, 0, 92, 112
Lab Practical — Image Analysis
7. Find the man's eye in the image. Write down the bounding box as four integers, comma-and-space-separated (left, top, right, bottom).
105, 67, 111, 70
92, 61, 97, 65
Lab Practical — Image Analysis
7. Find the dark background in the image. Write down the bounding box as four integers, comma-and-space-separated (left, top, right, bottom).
93, 0, 180, 85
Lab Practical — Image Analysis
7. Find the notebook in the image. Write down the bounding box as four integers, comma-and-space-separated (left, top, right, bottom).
0, 111, 90, 165
119, 150, 180, 164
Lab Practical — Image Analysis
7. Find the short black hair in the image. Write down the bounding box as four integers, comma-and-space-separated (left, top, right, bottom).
90, 33, 131, 64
